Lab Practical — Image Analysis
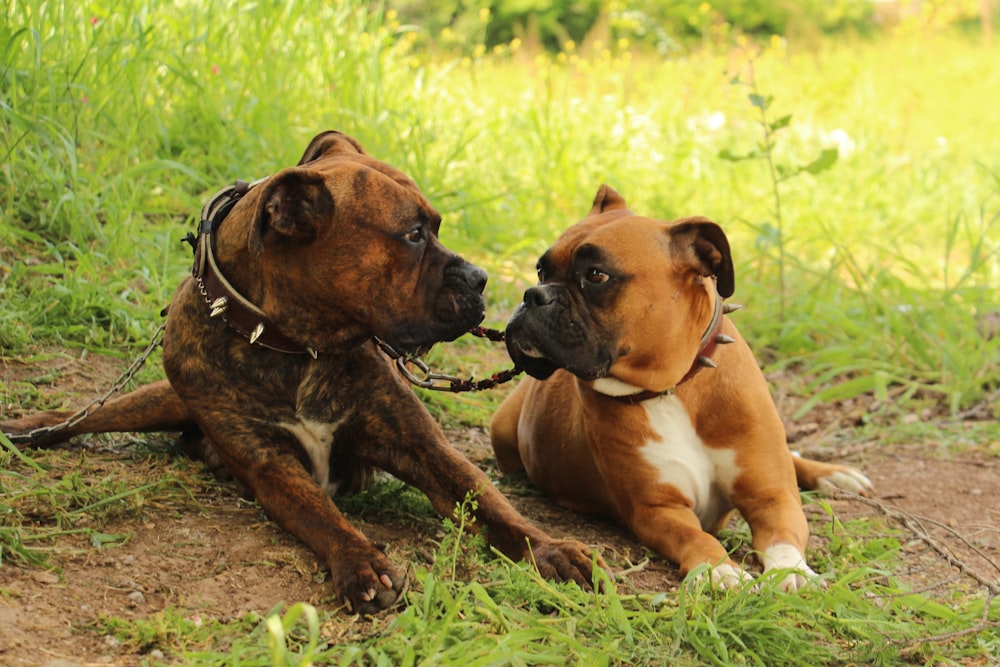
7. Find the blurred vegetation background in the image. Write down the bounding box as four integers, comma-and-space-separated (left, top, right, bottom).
1, 0, 998, 421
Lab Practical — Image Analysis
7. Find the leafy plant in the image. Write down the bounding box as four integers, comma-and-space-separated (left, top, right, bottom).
719, 54, 840, 318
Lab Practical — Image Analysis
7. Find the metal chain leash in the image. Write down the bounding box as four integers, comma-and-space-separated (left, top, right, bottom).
4, 324, 166, 444
6, 322, 517, 445
378, 326, 523, 392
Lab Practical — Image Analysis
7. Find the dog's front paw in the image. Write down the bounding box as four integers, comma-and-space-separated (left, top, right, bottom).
333, 551, 406, 615
530, 539, 609, 590
701, 561, 755, 590
761, 543, 825, 592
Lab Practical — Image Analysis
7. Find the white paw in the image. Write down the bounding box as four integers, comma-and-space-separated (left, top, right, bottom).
761, 544, 825, 592
704, 562, 755, 590
816, 468, 874, 497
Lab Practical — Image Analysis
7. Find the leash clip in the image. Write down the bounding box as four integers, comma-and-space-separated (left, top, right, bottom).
375, 334, 522, 392
375, 338, 463, 390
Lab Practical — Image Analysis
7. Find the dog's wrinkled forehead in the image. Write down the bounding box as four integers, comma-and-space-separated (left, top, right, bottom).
296, 129, 423, 195
540, 212, 657, 276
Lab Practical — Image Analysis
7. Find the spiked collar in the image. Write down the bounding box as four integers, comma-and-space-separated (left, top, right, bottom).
613, 288, 739, 405
188, 179, 319, 358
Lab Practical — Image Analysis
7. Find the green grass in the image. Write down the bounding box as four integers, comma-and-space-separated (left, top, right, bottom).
80, 500, 996, 666
2, 1, 999, 665
2, 0, 997, 412
2, 433, 997, 665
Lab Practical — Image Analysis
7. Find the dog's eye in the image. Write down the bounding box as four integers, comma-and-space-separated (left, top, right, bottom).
536, 265, 545, 282
584, 267, 609, 284
404, 227, 424, 244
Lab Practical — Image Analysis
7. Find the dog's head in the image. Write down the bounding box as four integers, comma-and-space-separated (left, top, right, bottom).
505, 184, 733, 392
225, 131, 486, 354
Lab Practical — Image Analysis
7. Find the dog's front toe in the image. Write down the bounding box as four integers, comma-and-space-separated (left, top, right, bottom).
530, 539, 608, 590
761, 543, 825, 592
816, 468, 874, 497
337, 560, 406, 615
703, 561, 754, 590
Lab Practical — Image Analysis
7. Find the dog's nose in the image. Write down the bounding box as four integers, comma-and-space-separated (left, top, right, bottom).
524, 285, 555, 308
463, 264, 488, 294
446, 259, 487, 294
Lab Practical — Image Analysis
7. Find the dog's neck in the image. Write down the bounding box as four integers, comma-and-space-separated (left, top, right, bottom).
188, 180, 320, 358
598, 289, 735, 404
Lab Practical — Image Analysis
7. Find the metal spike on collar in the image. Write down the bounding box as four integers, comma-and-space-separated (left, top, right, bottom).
307, 348, 318, 360
249, 322, 265, 344
722, 303, 743, 314
696, 355, 718, 369
716, 333, 736, 345
209, 297, 228, 318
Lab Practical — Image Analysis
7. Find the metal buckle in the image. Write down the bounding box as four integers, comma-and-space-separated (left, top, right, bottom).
375, 338, 464, 391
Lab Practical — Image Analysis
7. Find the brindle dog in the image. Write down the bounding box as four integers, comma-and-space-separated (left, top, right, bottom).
1, 131, 601, 614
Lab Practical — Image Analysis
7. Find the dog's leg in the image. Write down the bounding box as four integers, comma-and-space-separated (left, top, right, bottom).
488, 381, 528, 473
360, 387, 604, 589
396, 438, 600, 586
1, 380, 194, 447
198, 418, 407, 615
627, 500, 752, 589
793, 455, 873, 496
734, 484, 819, 591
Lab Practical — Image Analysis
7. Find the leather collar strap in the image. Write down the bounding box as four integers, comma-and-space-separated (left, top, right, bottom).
190, 179, 318, 358
616, 287, 735, 405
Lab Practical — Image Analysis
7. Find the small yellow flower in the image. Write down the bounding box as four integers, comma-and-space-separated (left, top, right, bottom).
736, 34, 748, 48
617, 37, 629, 50
563, 39, 576, 52
479, 8, 490, 22
699, 2, 711, 14
386, 9, 397, 21
510, 37, 522, 52
473, 43, 485, 58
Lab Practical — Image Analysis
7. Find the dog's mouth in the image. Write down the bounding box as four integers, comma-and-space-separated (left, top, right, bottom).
378, 304, 485, 359
506, 332, 611, 381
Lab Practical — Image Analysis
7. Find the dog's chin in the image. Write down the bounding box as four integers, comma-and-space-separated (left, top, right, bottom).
518, 355, 559, 380
380, 313, 484, 358
507, 339, 609, 382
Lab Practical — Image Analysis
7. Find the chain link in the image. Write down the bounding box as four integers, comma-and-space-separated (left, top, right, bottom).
6, 322, 517, 445
377, 326, 523, 392
5, 324, 166, 444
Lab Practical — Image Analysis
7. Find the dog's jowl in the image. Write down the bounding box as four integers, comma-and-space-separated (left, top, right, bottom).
1, 131, 602, 614
490, 184, 873, 591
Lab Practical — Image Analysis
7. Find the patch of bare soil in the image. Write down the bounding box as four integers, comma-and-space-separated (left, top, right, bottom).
1, 350, 998, 666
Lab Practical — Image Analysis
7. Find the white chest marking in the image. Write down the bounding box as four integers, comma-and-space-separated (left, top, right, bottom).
280, 416, 348, 496
638, 395, 739, 529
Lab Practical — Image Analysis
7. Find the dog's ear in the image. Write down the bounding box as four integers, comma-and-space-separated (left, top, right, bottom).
297, 130, 368, 165
589, 184, 629, 215
248, 169, 334, 256
670, 217, 735, 298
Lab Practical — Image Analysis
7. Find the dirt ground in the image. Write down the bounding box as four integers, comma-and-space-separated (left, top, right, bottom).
1, 350, 998, 666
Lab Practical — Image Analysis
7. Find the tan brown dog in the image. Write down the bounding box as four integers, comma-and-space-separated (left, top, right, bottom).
490, 185, 872, 591
1, 131, 601, 614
